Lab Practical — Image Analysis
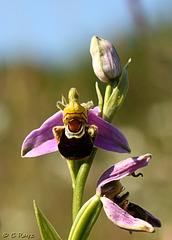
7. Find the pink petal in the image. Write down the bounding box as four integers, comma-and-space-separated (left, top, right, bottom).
101, 197, 154, 232
21, 111, 63, 157
97, 154, 152, 194
88, 110, 130, 153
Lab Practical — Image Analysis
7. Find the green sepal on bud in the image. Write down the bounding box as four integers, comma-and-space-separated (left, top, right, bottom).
103, 58, 131, 122
90, 36, 122, 83
33, 200, 62, 240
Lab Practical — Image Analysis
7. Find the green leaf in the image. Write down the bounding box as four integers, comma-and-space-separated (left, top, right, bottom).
33, 200, 62, 240
69, 195, 102, 240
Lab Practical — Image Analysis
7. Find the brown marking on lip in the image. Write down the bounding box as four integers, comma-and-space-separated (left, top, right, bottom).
63, 112, 87, 125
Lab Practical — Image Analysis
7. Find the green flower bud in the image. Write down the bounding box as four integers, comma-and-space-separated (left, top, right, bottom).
90, 36, 122, 83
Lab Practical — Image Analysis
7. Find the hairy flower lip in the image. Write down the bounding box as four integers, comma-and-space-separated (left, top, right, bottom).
96, 154, 161, 232
21, 106, 130, 158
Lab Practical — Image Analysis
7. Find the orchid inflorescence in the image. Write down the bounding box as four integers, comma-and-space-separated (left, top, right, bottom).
21, 36, 161, 240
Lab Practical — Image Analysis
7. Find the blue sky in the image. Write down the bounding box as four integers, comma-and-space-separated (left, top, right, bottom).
0, 0, 172, 65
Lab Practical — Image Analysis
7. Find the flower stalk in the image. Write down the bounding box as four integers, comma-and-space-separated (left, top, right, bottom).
72, 148, 97, 221
66, 160, 80, 189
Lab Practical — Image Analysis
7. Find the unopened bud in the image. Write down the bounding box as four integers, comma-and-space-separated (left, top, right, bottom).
90, 36, 122, 83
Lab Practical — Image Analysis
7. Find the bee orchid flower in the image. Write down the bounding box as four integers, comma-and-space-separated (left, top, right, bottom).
96, 154, 161, 232
21, 88, 130, 160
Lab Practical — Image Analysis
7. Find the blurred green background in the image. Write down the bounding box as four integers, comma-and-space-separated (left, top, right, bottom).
1, 1, 172, 240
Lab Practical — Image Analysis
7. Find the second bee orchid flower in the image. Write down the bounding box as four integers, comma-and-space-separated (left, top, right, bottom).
97, 154, 161, 232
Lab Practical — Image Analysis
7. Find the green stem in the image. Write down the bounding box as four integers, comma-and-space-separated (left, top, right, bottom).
72, 148, 97, 221
66, 160, 80, 189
